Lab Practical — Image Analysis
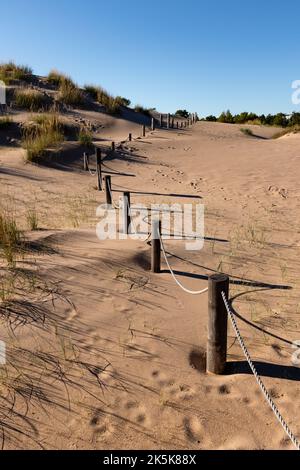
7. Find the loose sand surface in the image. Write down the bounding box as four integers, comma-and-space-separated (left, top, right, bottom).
1, 116, 300, 449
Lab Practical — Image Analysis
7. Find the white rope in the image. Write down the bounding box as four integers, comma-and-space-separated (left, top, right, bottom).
221, 291, 300, 451
159, 235, 208, 295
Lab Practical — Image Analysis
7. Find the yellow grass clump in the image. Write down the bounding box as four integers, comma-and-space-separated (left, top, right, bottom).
22, 112, 64, 162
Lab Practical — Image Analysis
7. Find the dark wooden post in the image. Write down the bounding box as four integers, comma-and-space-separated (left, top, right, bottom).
151, 118, 155, 131
96, 148, 102, 191
111, 141, 115, 152
177, 121, 179, 129
142, 125, 146, 137
104, 175, 112, 205
151, 219, 161, 273
129, 133, 132, 142
207, 274, 229, 375
122, 192, 131, 234
167, 113, 170, 129
160, 114, 163, 128
83, 152, 88, 171
171, 117, 174, 128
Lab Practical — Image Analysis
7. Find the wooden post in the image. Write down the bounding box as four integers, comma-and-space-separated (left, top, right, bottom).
142, 125, 146, 137
129, 133, 132, 142
207, 274, 229, 375
177, 121, 179, 129
167, 113, 170, 129
160, 114, 163, 128
96, 148, 102, 191
104, 175, 112, 205
151, 219, 161, 273
122, 192, 131, 234
83, 152, 88, 171
151, 118, 155, 131
111, 141, 115, 152
171, 117, 174, 128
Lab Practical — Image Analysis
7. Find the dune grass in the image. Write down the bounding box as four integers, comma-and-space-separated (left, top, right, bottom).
14, 88, 48, 111
22, 112, 64, 162
0, 62, 32, 85
84, 84, 120, 114
47, 70, 68, 87
272, 125, 300, 139
58, 78, 84, 106
0, 117, 13, 129
78, 128, 93, 147
26, 209, 39, 230
134, 105, 151, 116
0, 211, 23, 267
240, 127, 253, 136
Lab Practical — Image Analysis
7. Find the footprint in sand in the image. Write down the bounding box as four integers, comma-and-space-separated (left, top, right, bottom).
90, 412, 114, 439
183, 416, 204, 443
119, 398, 151, 427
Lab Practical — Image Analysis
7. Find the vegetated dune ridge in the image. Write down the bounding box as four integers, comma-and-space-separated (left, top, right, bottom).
1, 98, 300, 450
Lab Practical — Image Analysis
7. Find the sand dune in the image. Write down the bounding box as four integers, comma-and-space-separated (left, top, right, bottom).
1, 111, 300, 449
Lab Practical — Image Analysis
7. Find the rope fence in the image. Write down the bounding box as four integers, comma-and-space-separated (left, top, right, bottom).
79, 112, 299, 449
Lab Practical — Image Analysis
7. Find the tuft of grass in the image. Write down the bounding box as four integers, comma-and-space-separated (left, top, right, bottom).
134, 105, 151, 117
84, 84, 99, 100
0, 116, 13, 129
78, 128, 93, 147
0, 211, 23, 267
58, 78, 83, 106
26, 209, 39, 230
272, 125, 300, 139
47, 70, 68, 87
0, 62, 32, 85
240, 127, 253, 136
14, 88, 48, 111
22, 112, 64, 162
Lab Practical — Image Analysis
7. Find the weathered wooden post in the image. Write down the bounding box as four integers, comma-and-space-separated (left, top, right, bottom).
142, 125, 146, 137
151, 118, 155, 131
122, 191, 131, 234
167, 113, 170, 129
96, 148, 102, 191
207, 274, 229, 375
151, 219, 161, 273
177, 121, 179, 129
104, 175, 112, 205
171, 117, 174, 128
129, 133, 132, 142
111, 141, 115, 152
83, 152, 88, 171
160, 114, 163, 128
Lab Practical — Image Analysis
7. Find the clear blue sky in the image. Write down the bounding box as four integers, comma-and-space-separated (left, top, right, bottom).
1, 0, 300, 116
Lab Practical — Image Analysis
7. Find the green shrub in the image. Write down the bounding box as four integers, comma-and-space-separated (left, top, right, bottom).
78, 128, 93, 147
115, 96, 131, 107
175, 109, 189, 119
0, 62, 32, 84
14, 88, 48, 111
